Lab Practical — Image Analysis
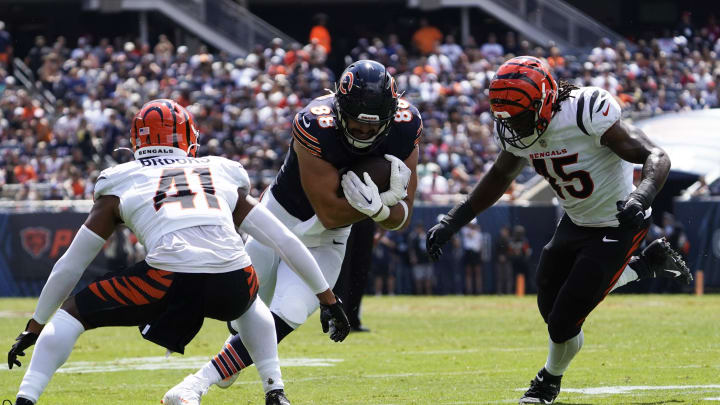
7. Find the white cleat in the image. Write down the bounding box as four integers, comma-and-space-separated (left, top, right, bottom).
161, 374, 210, 405
216, 372, 240, 389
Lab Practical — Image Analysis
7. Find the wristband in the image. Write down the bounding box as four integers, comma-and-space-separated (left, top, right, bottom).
371, 204, 390, 222
388, 200, 409, 231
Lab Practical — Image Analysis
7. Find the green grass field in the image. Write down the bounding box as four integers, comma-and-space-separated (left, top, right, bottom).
1, 295, 718, 404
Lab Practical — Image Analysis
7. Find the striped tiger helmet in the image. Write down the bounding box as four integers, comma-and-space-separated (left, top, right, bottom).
130, 99, 199, 158
489, 56, 558, 149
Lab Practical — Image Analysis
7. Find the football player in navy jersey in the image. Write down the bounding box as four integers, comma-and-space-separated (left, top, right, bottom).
425, 56, 692, 404
163, 60, 422, 402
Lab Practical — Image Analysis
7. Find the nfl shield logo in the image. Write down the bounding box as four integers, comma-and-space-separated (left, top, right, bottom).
20, 227, 51, 259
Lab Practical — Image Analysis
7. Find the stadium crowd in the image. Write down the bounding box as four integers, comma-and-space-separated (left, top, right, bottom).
1, 14, 720, 202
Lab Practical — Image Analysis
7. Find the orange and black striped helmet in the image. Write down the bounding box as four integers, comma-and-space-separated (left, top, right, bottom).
130, 99, 199, 157
489, 56, 557, 149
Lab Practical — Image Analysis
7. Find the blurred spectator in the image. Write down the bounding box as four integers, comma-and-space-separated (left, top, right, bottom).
480, 33, 504, 60
373, 230, 396, 295
508, 225, 532, 281
408, 224, 433, 294
412, 18, 443, 55
495, 226, 514, 294
309, 13, 331, 54
460, 219, 484, 294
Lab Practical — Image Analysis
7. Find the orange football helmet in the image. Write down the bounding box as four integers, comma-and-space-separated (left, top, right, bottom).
130, 99, 199, 157
489, 56, 558, 149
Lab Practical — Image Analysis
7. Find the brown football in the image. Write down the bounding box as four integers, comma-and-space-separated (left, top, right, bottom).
337, 155, 391, 197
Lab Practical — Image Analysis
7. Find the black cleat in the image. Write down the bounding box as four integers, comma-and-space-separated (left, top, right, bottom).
519, 368, 561, 404
15, 398, 34, 405
265, 389, 291, 405
638, 238, 693, 284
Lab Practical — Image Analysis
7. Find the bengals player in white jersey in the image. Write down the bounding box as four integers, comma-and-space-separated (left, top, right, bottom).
425, 57, 691, 404
7, 99, 348, 405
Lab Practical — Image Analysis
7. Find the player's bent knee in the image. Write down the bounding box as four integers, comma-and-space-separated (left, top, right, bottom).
547, 321, 581, 344
271, 298, 317, 330
60, 296, 91, 329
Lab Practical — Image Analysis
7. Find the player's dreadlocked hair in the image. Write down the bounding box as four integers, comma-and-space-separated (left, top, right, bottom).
552, 80, 579, 113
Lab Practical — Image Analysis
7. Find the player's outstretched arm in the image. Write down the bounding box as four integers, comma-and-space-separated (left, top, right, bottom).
233, 189, 350, 341
602, 120, 670, 229
8, 196, 119, 369
426, 151, 526, 261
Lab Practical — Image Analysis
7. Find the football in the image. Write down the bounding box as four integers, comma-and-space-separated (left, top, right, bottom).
337, 155, 391, 197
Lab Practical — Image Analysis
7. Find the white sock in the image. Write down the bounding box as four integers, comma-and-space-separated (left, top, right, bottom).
17, 310, 85, 403
544, 330, 584, 376
235, 299, 283, 393
610, 265, 639, 293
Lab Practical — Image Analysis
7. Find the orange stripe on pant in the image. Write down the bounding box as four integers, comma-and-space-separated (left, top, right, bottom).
128, 276, 167, 299
88, 283, 107, 302
603, 228, 649, 297
99, 280, 128, 305
147, 269, 173, 287
112, 277, 150, 305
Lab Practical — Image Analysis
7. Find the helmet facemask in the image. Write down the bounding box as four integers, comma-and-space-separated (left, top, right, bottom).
336, 101, 393, 154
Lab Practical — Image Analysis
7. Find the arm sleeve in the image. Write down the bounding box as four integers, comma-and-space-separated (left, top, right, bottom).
238, 203, 330, 294
33, 225, 106, 324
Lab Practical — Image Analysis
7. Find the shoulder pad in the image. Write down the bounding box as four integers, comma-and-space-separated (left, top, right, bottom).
574, 87, 621, 142
93, 162, 136, 201
209, 156, 251, 191
291, 96, 338, 158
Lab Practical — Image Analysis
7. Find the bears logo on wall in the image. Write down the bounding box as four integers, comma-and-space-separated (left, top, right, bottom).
20, 227, 51, 259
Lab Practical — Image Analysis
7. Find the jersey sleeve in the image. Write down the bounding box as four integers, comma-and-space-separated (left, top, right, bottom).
93, 168, 117, 201
218, 157, 251, 191
291, 111, 323, 158
390, 101, 423, 160
577, 87, 622, 147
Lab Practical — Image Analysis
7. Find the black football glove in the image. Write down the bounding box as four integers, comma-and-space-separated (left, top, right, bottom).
615, 196, 647, 230
426, 222, 454, 262
320, 297, 350, 342
8, 321, 40, 369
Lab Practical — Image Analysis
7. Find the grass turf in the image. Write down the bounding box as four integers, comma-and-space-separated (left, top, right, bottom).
1, 295, 718, 404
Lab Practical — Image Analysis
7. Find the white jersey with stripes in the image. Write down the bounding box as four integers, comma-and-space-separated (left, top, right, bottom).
94, 154, 252, 273
502, 87, 634, 227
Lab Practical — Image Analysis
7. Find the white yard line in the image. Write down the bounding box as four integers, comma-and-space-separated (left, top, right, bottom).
559, 385, 720, 395
0, 356, 343, 373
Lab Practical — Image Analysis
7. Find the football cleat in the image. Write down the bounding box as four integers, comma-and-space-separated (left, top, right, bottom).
265, 389, 291, 405
161, 374, 209, 405
638, 237, 693, 284
15, 398, 34, 405
519, 368, 561, 404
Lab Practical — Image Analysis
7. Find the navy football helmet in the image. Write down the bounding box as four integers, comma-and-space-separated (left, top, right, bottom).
335, 60, 399, 154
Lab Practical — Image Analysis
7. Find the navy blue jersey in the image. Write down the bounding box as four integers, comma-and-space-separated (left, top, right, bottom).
271, 94, 422, 221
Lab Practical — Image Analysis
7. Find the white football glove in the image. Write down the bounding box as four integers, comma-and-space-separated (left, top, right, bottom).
341, 171, 390, 222
380, 154, 411, 207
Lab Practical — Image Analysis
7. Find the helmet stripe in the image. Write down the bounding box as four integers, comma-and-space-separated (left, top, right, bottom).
488, 86, 533, 102
495, 73, 541, 91
489, 98, 526, 108
143, 105, 164, 145
161, 100, 179, 148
